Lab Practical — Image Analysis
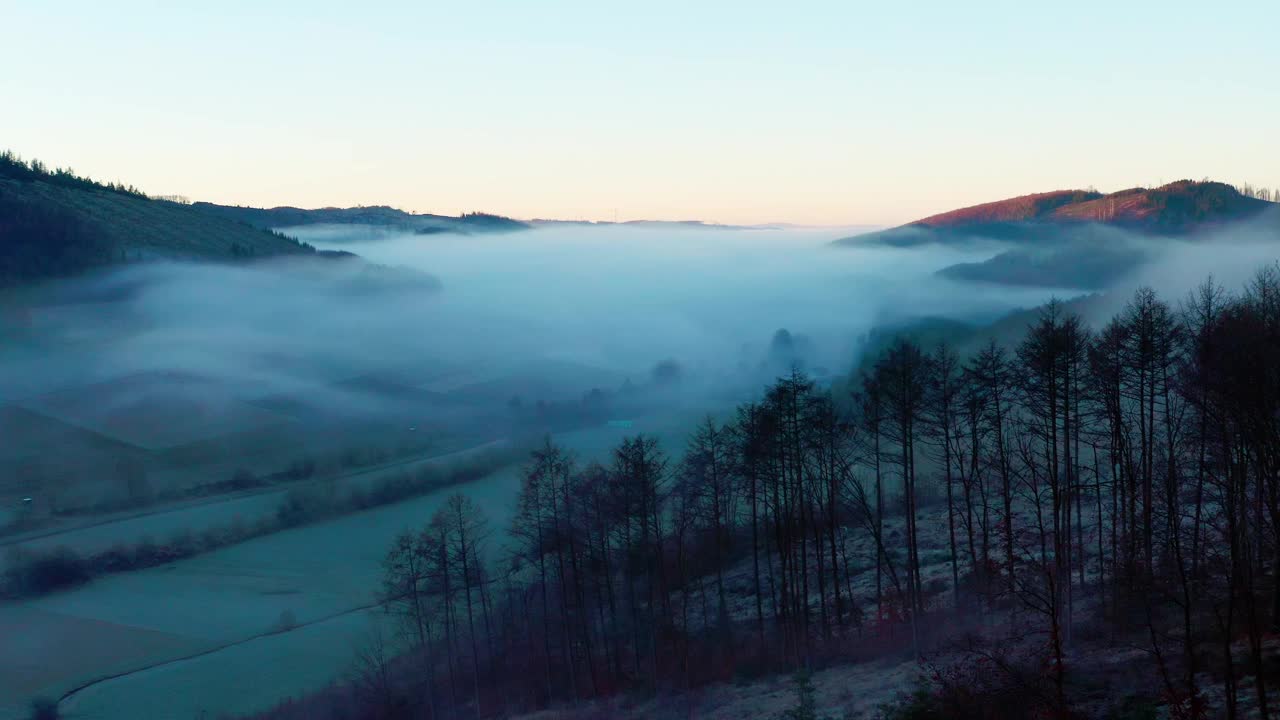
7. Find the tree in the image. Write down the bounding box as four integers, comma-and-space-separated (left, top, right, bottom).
436, 493, 491, 718
681, 416, 737, 644
612, 433, 669, 684
925, 343, 963, 607
733, 401, 775, 645
970, 340, 1015, 594
381, 531, 438, 718
358, 266, 1280, 719
875, 338, 928, 656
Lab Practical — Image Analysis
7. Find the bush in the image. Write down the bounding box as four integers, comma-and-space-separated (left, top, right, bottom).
277, 609, 298, 632
275, 484, 339, 527
1107, 695, 1158, 720
877, 653, 1058, 720
95, 545, 135, 573
4, 547, 90, 595
29, 697, 59, 720
284, 458, 317, 481
2, 445, 521, 600
778, 670, 820, 720
132, 538, 159, 566
167, 529, 198, 558
231, 468, 259, 489
878, 684, 943, 720
651, 358, 683, 386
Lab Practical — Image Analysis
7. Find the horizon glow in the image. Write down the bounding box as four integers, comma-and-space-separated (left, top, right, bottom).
2, 0, 1277, 225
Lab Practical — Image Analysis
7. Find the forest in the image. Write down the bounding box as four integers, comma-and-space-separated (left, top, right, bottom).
0, 151, 149, 199
0, 151, 319, 287
241, 263, 1280, 720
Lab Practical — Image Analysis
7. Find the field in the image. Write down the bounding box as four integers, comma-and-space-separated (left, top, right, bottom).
0, 353, 619, 528
4, 439, 507, 558
61, 609, 391, 720
0, 461, 524, 719
19, 372, 290, 451
0, 342, 729, 720
0, 399, 715, 719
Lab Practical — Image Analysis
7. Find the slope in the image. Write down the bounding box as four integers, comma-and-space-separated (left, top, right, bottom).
0, 153, 315, 286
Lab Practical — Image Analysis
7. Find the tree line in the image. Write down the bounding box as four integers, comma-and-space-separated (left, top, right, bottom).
1236, 182, 1280, 204
1, 150, 148, 199
358, 266, 1280, 720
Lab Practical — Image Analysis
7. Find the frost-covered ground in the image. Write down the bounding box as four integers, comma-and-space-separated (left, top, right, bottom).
0, 461, 523, 720
516, 658, 922, 720
59, 610, 397, 720
0, 405, 720, 720
5, 438, 507, 558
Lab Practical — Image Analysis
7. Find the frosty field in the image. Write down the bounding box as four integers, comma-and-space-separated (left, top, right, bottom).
0, 404, 716, 720
0, 461, 524, 720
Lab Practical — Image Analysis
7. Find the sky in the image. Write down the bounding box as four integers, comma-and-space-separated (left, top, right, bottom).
2, 0, 1277, 225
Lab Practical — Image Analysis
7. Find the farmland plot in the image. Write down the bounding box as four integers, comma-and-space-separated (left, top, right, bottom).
0, 462, 523, 719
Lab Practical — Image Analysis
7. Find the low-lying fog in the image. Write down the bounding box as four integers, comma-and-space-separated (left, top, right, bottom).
291, 224, 1058, 377
2, 222, 1274, 414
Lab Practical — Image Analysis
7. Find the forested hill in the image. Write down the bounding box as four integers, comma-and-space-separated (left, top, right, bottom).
0, 152, 315, 287
192, 202, 529, 234
836, 180, 1278, 246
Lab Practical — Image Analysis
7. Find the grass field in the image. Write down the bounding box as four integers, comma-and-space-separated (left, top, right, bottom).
6, 438, 507, 557
0, 399, 720, 720
60, 609, 392, 720
0, 605, 203, 719
19, 372, 291, 451
0, 461, 524, 719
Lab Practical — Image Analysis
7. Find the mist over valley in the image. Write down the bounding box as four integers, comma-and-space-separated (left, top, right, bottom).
2, 7, 1278, 714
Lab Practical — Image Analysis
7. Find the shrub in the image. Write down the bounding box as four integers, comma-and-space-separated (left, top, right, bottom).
4, 547, 90, 595
168, 529, 198, 557
277, 609, 298, 632
29, 697, 59, 720
877, 652, 1059, 720
132, 538, 159, 566
778, 670, 820, 720
231, 468, 259, 489
878, 684, 942, 720
94, 545, 135, 573
284, 458, 316, 481
1107, 695, 1158, 720
651, 358, 683, 386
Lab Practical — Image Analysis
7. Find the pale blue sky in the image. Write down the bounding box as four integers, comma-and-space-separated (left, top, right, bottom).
2, 0, 1276, 224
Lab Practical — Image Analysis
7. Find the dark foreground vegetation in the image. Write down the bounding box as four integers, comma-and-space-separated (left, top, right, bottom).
240, 263, 1280, 720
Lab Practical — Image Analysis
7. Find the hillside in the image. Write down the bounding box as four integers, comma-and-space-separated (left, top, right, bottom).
837, 180, 1277, 247
913, 189, 1103, 227
1050, 180, 1270, 229
193, 202, 529, 235
833, 180, 1280, 290
528, 218, 776, 230
0, 153, 315, 286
